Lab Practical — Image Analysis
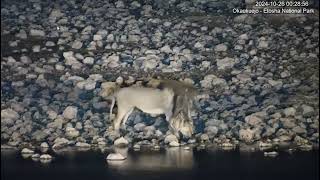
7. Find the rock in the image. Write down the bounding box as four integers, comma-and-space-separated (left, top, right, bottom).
32, 45, 41, 52
278, 135, 292, 142
131, 1, 141, 8
55, 64, 65, 71
93, 35, 103, 41
205, 126, 218, 137
63, 51, 81, 66
40, 142, 49, 148
106, 153, 126, 161
280, 71, 290, 78
217, 57, 235, 70
215, 44, 228, 52
281, 118, 296, 128
160, 45, 172, 54
20, 55, 31, 64
32, 130, 49, 142
62, 106, 78, 120
114, 137, 129, 147
268, 79, 283, 88
133, 144, 141, 150
143, 59, 158, 70
128, 34, 140, 43
9, 40, 18, 47
40, 154, 52, 159
264, 151, 278, 157
49, 9, 64, 19
239, 33, 249, 40
88, 74, 103, 82
81, 25, 93, 35
53, 138, 69, 149
72, 40, 83, 49
30, 29, 45, 37
153, 145, 161, 150
125, 76, 136, 85
188, 139, 196, 144
299, 144, 313, 151
239, 129, 254, 143
284, 107, 296, 117
21, 148, 34, 154
75, 142, 91, 148
301, 105, 314, 117
66, 127, 80, 138
245, 115, 263, 126
164, 134, 179, 144
83, 57, 94, 65
47, 110, 58, 120
39, 154, 53, 163
258, 38, 268, 49
200, 74, 227, 89
259, 141, 273, 148
292, 126, 307, 134
45, 41, 56, 47
15, 30, 27, 39
200, 134, 210, 142
134, 123, 146, 131
31, 154, 40, 160
47, 118, 63, 129
194, 42, 204, 49
79, 80, 96, 90
1, 108, 19, 125
75, 122, 83, 130
169, 141, 180, 147
221, 141, 235, 148
294, 136, 309, 145
106, 34, 114, 42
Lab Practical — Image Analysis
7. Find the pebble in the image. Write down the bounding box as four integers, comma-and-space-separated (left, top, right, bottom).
239, 129, 254, 143
284, 107, 296, 117
114, 137, 129, 147
40, 142, 49, 149
75, 142, 91, 148
215, 44, 228, 52
62, 106, 78, 120
83, 57, 95, 65
31, 154, 40, 160
106, 153, 126, 161
169, 141, 180, 147
66, 127, 80, 138
30, 29, 45, 37
264, 151, 278, 157
164, 134, 179, 144
52, 138, 69, 149
301, 105, 314, 117
72, 40, 83, 49
21, 148, 34, 154
40, 154, 52, 159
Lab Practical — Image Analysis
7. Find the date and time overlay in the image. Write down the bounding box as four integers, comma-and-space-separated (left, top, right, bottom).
233, 1, 316, 14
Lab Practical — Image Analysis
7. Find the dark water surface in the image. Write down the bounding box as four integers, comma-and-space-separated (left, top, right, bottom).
1, 148, 319, 180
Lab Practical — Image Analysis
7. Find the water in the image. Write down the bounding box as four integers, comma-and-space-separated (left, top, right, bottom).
1, 148, 319, 180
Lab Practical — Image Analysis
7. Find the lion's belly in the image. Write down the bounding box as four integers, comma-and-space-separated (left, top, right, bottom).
138, 107, 165, 115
